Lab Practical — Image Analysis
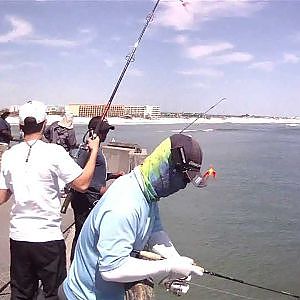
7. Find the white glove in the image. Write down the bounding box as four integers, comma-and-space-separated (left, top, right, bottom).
164, 256, 204, 280
161, 275, 191, 296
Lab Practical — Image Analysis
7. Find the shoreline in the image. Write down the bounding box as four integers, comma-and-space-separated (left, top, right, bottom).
6, 115, 300, 126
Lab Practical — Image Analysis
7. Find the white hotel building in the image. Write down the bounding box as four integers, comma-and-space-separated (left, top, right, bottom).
65, 104, 161, 119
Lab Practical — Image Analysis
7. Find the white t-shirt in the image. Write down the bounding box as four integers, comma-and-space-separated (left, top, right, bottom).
0, 140, 83, 242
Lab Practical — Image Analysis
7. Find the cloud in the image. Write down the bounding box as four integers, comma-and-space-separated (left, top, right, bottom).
128, 68, 144, 77
174, 34, 188, 45
111, 36, 121, 42
186, 42, 234, 59
27, 38, 79, 47
0, 15, 92, 48
248, 61, 275, 72
0, 61, 43, 71
28, 27, 95, 48
290, 31, 300, 43
104, 58, 116, 68
208, 51, 253, 64
158, 0, 265, 31
193, 82, 210, 89
0, 16, 33, 43
283, 53, 299, 64
79, 28, 92, 34
0, 50, 18, 57
177, 67, 223, 78
157, 2, 194, 31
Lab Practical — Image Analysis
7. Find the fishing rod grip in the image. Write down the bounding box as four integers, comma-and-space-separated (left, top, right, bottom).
138, 251, 164, 261
89, 130, 99, 140
134, 250, 203, 267
60, 192, 73, 214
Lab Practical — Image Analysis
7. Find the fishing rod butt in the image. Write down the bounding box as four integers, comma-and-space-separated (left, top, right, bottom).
60, 193, 72, 214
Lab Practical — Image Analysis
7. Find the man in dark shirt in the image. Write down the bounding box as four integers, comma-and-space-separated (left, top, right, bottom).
70, 116, 124, 261
0, 109, 13, 166
44, 113, 77, 152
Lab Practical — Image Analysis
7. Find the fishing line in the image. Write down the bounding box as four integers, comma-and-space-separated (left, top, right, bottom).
0, 281, 10, 295
189, 281, 259, 300
180, 97, 226, 133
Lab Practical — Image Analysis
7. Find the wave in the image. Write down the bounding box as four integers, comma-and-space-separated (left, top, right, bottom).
172, 128, 215, 133
201, 128, 214, 132
171, 129, 198, 133
286, 124, 300, 127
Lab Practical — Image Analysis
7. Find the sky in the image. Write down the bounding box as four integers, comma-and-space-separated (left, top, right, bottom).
0, 0, 300, 117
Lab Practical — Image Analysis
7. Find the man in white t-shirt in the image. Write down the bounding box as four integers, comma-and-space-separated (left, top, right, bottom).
0, 101, 99, 300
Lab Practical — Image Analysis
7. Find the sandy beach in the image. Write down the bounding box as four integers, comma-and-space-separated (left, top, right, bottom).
6, 115, 300, 126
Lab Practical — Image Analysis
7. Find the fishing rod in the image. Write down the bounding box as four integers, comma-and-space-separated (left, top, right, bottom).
204, 270, 300, 299
94, 0, 161, 136
180, 97, 226, 133
133, 250, 300, 299
0, 281, 10, 295
60, 0, 161, 214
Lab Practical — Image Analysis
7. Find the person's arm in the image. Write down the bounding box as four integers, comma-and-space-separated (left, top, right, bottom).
68, 129, 77, 149
43, 125, 51, 141
106, 171, 125, 180
70, 137, 100, 192
101, 256, 203, 283
0, 152, 12, 204
0, 129, 12, 142
148, 230, 180, 258
0, 189, 12, 205
147, 206, 179, 258
147, 208, 194, 296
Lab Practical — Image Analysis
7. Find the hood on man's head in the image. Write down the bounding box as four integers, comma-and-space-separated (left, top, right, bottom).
170, 134, 202, 171
88, 116, 115, 132
139, 133, 203, 201
19, 101, 47, 126
58, 112, 74, 129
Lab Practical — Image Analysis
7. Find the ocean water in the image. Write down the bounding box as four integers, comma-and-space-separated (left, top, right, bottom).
1, 123, 299, 299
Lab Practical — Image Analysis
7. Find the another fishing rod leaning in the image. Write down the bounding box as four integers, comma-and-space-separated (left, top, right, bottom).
0, 281, 10, 295
180, 97, 226, 133
133, 250, 300, 299
60, 0, 161, 214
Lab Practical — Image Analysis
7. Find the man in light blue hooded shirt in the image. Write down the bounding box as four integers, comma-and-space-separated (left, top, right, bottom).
61, 134, 207, 300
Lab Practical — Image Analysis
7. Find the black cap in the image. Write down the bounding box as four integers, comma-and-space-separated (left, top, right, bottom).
88, 116, 115, 132
170, 134, 202, 171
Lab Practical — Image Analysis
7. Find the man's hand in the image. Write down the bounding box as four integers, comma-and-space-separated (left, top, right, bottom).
87, 136, 100, 152
159, 257, 203, 296
115, 171, 125, 178
107, 171, 125, 180
165, 256, 204, 280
